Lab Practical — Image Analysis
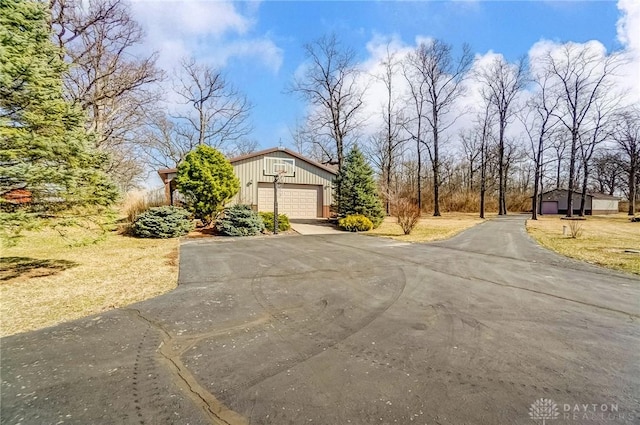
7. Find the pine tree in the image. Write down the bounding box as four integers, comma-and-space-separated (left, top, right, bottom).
175, 145, 240, 225
0, 0, 118, 238
335, 146, 384, 228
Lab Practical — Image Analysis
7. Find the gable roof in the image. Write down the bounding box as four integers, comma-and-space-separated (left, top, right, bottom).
534, 188, 621, 201
229, 147, 338, 175
157, 147, 338, 179
589, 192, 621, 200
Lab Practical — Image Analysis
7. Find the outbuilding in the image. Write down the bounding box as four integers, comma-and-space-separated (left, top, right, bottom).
537, 189, 620, 215
157, 147, 337, 219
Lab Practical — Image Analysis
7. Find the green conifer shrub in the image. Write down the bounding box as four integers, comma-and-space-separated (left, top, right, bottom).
132, 206, 194, 238
215, 205, 264, 236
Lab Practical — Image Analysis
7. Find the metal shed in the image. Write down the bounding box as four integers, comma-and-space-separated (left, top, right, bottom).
537, 189, 620, 215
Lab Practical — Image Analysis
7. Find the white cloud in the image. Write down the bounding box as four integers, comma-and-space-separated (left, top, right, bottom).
616, 0, 640, 102
131, 0, 250, 37
130, 0, 282, 73
351, 0, 640, 158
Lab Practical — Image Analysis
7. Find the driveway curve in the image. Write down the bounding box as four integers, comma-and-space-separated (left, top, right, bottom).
2, 216, 639, 425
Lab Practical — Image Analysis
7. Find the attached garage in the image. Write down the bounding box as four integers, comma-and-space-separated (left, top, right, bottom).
257, 184, 321, 219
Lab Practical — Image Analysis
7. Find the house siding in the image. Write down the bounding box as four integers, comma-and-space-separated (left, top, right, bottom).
592, 199, 618, 215
231, 151, 334, 215
158, 149, 336, 217
535, 189, 619, 215
540, 190, 591, 213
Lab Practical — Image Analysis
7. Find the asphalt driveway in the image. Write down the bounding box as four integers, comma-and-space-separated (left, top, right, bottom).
2, 216, 639, 424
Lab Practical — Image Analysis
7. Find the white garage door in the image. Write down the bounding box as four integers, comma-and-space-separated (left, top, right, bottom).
258, 184, 319, 218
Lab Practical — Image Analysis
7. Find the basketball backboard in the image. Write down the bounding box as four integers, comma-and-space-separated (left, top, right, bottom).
264, 157, 295, 177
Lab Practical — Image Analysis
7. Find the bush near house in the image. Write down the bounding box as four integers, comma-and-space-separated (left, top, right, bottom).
334, 146, 385, 228
339, 214, 374, 232
176, 145, 240, 226
132, 206, 194, 238
216, 205, 264, 236
259, 212, 291, 232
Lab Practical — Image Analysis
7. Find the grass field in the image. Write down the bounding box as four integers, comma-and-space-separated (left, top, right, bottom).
369, 213, 488, 242
1, 229, 179, 337
526, 214, 640, 275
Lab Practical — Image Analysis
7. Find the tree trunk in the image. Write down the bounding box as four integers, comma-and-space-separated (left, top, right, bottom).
416, 130, 422, 211
532, 138, 544, 220
630, 163, 637, 215
532, 172, 539, 220
566, 130, 578, 217
539, 179, 544, 216
480, 140, 486, 219
498, 123, 506, 215
579, 166, 589, 217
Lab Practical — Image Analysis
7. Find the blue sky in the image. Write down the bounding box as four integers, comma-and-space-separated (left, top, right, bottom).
130, 0, 636, 152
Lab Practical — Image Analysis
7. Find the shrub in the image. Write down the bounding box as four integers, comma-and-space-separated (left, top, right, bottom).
176, 145, 240, 225
132, 206, 194, 238
259, 212, 291, 232
338, 214, 373, 232
568, 220, 584, 238
215, 205, 264, 236
395, 198, 421, 235
334, 146, 385, 228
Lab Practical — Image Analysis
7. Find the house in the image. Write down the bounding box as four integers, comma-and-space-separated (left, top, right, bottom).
1, 188, 32, 205
157, 147, 337, 219
536, 189, 620, 215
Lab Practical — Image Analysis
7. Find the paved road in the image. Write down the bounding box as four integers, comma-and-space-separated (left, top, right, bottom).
2, 216, 639, 424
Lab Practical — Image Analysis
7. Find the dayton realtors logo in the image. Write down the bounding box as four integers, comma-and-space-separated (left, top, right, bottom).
529, 398, 636, 423
529, 398, 560, 424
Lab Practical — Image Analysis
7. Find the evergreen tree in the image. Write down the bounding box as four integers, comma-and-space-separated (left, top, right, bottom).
335, 146, 384, 228
0, 0, 118, 238
175, 145, 240, 225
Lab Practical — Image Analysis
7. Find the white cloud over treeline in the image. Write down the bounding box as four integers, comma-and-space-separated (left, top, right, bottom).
130, 0, 282, 73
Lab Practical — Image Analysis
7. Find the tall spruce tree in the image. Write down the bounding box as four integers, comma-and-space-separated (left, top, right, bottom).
335, 146, 384, 228
0, 0, 117, 238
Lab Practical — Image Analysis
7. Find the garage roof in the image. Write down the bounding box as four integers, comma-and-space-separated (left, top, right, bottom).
157, 147, 338, 179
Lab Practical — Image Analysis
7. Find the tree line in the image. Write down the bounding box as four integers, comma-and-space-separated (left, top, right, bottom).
2, 0, 638, 239
290, 34, 639, 218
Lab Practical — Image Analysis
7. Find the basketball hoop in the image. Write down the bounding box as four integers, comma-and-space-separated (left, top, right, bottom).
274, 168, 288, 191
272, 168, 290, 234
263, 157, 294, 234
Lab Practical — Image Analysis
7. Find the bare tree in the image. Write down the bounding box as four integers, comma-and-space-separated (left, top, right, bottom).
550, 132, 568, 189
613, 106, 640, 215
476, 56, 527, 215
477, 102, 494, 219
542, 44, 623, 217
374, 43, 407, 215
459, 129, 482, 191
591, 151, 623, 195
407, 40, 472, 216
289, 33, 366, 172
49, 0, 163, 189
576, 99, 617, 216
139, 112, 193, 169
174, 58, 253, 150
521, 70, 559, 219
402, 49, 429, 210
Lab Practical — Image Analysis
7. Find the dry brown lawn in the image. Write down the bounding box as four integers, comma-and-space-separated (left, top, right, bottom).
1, 229, 179, 337
526, 214, 640, 275
369, 213, 488, 242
